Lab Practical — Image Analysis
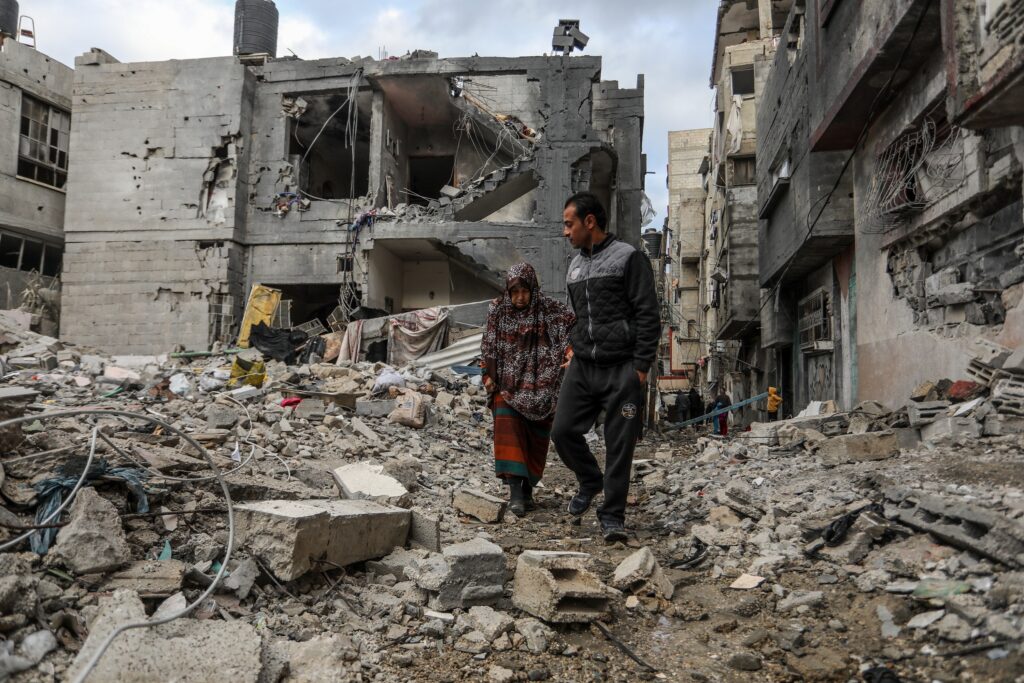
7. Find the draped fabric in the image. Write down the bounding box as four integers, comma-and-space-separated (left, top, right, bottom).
481, 263, 576, 421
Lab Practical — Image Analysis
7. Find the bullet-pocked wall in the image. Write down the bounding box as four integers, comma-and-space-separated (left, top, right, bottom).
60, 51, 645, 354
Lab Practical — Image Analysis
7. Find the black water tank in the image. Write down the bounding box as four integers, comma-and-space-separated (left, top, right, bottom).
642, 229, 663, 258
0, 0, 19, 36
233, 0, 278, 57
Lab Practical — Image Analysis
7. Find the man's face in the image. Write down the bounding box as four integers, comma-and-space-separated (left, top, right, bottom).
509, 284, 531, 310
563, 205, 593, 249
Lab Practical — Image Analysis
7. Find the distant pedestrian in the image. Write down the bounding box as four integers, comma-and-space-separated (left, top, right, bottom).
551, 192, 661, 543
481, 263, 575, 516
714, 391, 732, 436
688, 387, 702, 422
766, 386, 782, 422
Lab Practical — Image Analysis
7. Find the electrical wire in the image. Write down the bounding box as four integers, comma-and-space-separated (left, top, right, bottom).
0, 409, 236, 683
0, 428, 97, 552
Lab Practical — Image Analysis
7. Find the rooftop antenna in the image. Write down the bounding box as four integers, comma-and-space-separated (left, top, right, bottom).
552, 19, 588, 56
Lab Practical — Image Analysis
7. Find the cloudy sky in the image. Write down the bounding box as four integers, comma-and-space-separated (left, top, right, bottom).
28, 0, 717, 223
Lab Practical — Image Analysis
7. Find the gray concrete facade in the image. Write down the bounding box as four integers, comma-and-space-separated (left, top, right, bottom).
61, 51, 645, 354
0, 37, 71, 327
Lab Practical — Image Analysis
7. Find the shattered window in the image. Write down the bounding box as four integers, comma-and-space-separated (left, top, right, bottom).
18, 94, 70, 190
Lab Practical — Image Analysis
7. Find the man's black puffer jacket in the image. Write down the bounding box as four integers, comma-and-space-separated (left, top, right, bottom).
565, 234, 662, 372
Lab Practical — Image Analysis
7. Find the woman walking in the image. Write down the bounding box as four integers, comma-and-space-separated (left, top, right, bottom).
481, 263, 575, 516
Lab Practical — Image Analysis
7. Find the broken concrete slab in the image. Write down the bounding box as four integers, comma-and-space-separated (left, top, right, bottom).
349, 416, 382, 443
67, 589, 262, 682
610, 546, 674, 599
884, 487, 1024, 568
49, 487, 131, 575
332, 462, 411, 507
465, 605, 515, 642
920, 416, 982, 442
816, 432, 899, 466
453, 488, 507, 523
407, 537, 506, 611
409, 508, 442, 552
234, 498, 411, 581
102, 560, 186, 598
355, 398, 397, 418
512, 550, 615, 623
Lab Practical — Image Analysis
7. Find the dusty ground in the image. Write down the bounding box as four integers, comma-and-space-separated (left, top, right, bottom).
369, 428, 1024, 683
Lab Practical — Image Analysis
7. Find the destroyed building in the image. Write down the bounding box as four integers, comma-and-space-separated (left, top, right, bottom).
662, 129, 711, 391
676, 0, 1024, 422
693, 0, 795, 423
0, 23, 71, 335
59, 34, 646, 355
755, 0, 1024, 413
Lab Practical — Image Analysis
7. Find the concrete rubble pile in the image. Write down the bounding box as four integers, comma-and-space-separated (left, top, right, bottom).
1, 308, 1023, 681
0, 314, 581, 682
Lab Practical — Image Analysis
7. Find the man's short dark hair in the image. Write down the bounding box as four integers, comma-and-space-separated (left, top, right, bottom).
565, 192, 607, 230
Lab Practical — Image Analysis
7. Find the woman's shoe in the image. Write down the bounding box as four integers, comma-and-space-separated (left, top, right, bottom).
523, 480, 537, 511
508, 477, 527, 516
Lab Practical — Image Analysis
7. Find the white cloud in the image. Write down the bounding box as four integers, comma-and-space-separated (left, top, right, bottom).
25, 0, 717, 226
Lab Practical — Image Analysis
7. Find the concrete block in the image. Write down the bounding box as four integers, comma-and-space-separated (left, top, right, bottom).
355, 399, 397, 418
920, 417, 982, 442
409, 507, 442, 552
234, 498, 410, 581
983, 414, 1024, 436
233, 500, 330, 581
817, 432, 900, 466
512, 550, 615, 623
907, 400, 951, 427
68, 589, 262, 682
408, 537, 506, 611
893, 428, 922, 450
610, 547, 674, 599
454, 488, 507, 523
332, 462, 411, 507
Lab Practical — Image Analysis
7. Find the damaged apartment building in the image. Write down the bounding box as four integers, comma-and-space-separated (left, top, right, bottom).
0, 6, 70, 336
673, 0, 1024, 421
755, 0, 1024, 413
58, 3, 646, 355
678, 0, 795, 422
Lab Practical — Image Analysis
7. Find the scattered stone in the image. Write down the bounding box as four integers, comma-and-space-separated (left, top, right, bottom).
332, 462, 411, 507
611, 546, 674, 598
466, 605, 514, 641
777, 590, 824, 612
907, 610, 946, 629
729, 573, 765, 590
50, 487, 131, 575
727, 652, 762, 671
453, 488, 508, 523
516, 618, 556, 653
407, 537, 506, 611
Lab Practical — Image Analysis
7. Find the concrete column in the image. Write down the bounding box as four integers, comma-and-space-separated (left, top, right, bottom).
758, 0, 774, 39
367, 90, 385, 203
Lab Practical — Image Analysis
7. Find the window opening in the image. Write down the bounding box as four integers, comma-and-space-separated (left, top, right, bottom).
18, 94, 70, 189
731, 67, 755, 96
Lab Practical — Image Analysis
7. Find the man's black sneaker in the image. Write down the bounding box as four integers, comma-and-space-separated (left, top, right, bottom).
601, 520, 628, 543
567, 489, 598, 516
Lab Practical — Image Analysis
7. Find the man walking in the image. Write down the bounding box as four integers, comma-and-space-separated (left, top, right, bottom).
551, 192, 661, 542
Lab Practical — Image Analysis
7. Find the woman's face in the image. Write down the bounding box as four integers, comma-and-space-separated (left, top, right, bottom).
509, 283, 531, 310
